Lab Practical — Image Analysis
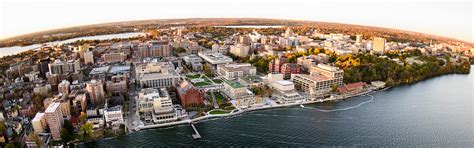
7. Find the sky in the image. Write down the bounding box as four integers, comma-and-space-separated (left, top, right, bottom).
0, 0, 472, 43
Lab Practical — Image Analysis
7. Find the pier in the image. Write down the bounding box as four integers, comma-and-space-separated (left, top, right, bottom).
191, 123, 201, 139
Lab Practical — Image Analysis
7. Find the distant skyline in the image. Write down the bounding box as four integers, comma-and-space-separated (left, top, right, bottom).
0, 0, 472, 43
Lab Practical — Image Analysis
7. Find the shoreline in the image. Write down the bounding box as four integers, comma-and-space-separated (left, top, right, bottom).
133, 88, 377, 131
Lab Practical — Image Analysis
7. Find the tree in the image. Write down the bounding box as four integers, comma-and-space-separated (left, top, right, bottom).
61, 128, 73, 144
79, 112, 87, 124
332, 84, 338, 92
202, 64, 214, 77
27, 133, 41, 147
79, 123, 93, 141
63, 120, 74, 135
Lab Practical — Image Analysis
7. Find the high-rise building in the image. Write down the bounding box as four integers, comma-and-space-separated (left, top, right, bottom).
32, 113, 47, 133
292, 64, 344, 97
229, 44, 250, 57
84, 51, 94, 64
48, 59, 80, 75
39, 58, 51, 78
239, 36, 251, 45
101, 51, 127, 63
58, 80, 70, 95
45, 102, 64, 140
373, 37, 386, 53
356, 35, 363, 43
285, 27, 294, 38
137, 41, 172, 58
86, 79, 105, 106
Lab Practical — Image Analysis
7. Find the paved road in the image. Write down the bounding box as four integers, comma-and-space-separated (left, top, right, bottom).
210, 91, 219, 109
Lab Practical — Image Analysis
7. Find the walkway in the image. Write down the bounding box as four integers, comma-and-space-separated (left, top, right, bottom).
210, 91, 219, 109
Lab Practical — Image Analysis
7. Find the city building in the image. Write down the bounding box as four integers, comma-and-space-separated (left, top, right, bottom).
229, 44, 250, 57
101, 51, 127, 63
284, 27, 295, 38
373, 37, 386, 54
106, 74, 128, 94
137, 88, 177, 124
237, 75, 264, 88
86, 79, 105, 107
310, 64, 344, 79
222, 80, 256, 107
356, 35, 363, 43
48, 59, 80, 75
291, 73, 343, 97
84, 51, 94, 64
137, 40, 172, 58
135, 61, 180, 88
103, 106, 124, 127
182, 54, 203, 72
58, 80, 70, 95
217, 63, 257, 80
268, 57, 287, 73
270, 80, 304, 103
280, 63, 300, 79
177, 81, 204, 107
32, 112, 47, 133
198, 51, 233, 66
45, 102, 64, 140
337, 82, 366, 94
39, 58, 51, 78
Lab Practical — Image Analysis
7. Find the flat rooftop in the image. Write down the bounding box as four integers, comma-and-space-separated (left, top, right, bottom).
45, 102, 61, 113
224, 80, 245, 89
297, 74, 332, 82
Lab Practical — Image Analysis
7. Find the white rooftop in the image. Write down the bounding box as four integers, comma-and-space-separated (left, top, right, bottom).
45, 102, 61, 113
32, 112, 45, 122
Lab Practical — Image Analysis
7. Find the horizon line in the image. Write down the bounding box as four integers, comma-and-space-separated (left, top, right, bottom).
1, 17, 472, 44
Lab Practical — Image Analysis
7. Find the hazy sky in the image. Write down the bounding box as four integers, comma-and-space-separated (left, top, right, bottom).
0, 0, 472, 42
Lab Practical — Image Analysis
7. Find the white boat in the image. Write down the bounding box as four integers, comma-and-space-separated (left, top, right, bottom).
300, 104, 305, 108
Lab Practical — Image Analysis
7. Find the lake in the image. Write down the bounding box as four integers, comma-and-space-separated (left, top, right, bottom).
0, 32, 145, 57
81, 66, 473, 147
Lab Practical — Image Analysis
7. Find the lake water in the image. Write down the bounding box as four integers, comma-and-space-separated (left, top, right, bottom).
0, 32, 145, 57
81, 66, 473, 147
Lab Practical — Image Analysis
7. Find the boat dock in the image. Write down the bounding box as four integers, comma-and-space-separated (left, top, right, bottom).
191, 123, 201, 139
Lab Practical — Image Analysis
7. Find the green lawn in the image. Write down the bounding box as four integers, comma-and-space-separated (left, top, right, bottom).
186, 74, 201, 79
209, 109, 230, 115
212, 79, 223, 83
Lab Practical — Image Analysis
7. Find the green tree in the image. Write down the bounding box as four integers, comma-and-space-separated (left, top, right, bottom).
63, 120, 74, 135
61, 128, 73, 144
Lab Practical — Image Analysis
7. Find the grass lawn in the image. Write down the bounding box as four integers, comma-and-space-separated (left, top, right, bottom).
212, 79, 223, 83
209, 109, 230, 115
186, 74, 201, 79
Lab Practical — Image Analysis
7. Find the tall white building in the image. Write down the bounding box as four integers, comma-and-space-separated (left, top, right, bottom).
373, 37, 386, 53
84, 51, 94, 64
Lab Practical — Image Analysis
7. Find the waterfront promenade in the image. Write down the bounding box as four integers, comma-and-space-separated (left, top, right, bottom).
134, 88, 376, 131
